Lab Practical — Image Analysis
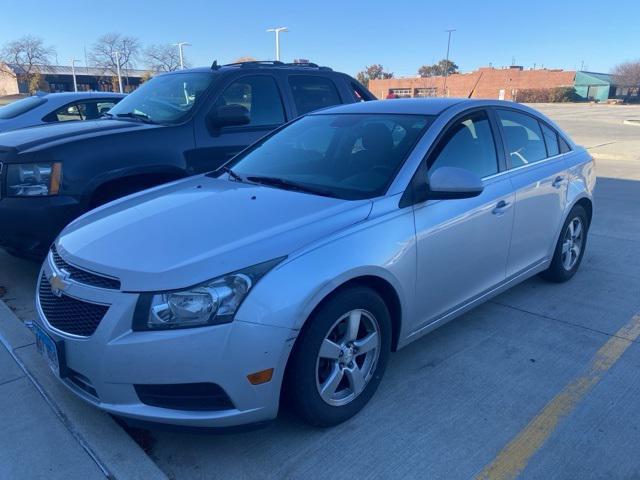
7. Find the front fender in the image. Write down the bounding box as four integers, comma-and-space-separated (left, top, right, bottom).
236, 201, 417, 341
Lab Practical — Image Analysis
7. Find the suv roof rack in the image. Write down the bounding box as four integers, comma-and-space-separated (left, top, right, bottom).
215, 60, 333, 71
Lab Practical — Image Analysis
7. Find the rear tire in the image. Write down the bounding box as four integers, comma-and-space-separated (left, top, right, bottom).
540, 204, 588, 283
287, 286, 391, 427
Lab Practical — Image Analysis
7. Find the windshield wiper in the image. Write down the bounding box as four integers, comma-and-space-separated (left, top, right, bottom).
115, 112, 155, 124
246, 176, 338, 198
219, 166, 245, 182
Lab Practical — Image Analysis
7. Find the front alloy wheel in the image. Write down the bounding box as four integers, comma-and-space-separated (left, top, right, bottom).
287, 286, 391, 427
316, 309, 381, 406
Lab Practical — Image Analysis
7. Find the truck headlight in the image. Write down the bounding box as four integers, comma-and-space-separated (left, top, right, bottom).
133, 257, 285, 331
7, 162, 62, 196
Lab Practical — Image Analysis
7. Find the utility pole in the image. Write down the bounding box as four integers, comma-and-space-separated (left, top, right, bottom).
266, 27, 289, 61
114, 51, 123, 93
442, 29, 456, 97
70, 59, 78, 92
172, 42, 191, 69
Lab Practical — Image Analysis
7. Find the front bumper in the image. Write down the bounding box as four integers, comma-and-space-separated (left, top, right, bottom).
0, 195, 83, 255
35, 254, 297, 428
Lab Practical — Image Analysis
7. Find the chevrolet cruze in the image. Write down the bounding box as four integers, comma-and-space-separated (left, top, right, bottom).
33, 99, 595, 428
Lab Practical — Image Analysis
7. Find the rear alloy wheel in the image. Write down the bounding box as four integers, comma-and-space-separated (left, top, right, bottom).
540, 204, 588, 283
287, 286, 391, 427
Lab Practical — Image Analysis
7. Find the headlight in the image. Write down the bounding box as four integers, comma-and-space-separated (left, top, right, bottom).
7, 162, 62, 196
133, 257, 285, 331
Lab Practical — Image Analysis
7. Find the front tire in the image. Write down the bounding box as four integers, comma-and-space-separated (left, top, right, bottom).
287, 286, 392, 427
540, 204, 589, 283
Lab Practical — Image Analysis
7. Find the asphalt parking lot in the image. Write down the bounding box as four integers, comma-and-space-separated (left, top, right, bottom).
1, 102, 639, 479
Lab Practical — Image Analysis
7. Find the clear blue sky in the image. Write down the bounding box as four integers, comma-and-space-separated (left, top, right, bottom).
2, 0, 638, 76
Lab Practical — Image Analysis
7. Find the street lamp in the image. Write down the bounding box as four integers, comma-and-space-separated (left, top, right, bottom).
172, 42, 191, 69
266, 27, 288, 62
442, 29, 456, 97
70, 58, 78, 92
114, 51, 123, 93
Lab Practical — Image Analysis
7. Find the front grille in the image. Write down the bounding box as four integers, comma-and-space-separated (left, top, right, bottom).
38, 274, 109, 337
135, 383, 235, 411
51, 245, 121, 290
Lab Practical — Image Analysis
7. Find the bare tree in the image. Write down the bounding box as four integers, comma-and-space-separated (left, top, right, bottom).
611, 60, 640, 92
145, 44, 185, 72
0, 35, 55, 93
90, 33, 141, 77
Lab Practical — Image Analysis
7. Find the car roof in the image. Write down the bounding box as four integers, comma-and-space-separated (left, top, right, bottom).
313, 98, 538, 116
171, 62, 337, 76
41, 92, 126, 99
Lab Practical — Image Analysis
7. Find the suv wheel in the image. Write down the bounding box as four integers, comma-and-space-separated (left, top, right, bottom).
540, 204, 588, 283
287, 286, 391, 427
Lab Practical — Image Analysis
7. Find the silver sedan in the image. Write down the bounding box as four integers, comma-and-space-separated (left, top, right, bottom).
0, 92, 124, 132
34, 98, 595, 428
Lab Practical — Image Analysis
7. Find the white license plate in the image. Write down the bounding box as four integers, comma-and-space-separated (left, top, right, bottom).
34, 323, 61, 377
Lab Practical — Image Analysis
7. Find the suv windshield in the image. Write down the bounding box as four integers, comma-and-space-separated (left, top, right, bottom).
0, 96, 47, 119
108, 72, 215, 124
225, 113, 433, 200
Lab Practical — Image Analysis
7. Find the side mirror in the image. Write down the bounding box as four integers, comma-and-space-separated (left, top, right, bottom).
206, 104, 250, 131
427, 166, 484, 199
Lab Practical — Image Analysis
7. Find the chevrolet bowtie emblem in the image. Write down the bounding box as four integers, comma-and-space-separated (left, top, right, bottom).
50, 272, 70, 297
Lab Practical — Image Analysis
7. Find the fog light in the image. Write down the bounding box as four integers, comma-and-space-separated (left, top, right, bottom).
247, 368, 274, 385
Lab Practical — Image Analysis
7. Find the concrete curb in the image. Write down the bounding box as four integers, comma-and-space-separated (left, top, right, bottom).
623, 119, 640, 126
0, 300, 168, 480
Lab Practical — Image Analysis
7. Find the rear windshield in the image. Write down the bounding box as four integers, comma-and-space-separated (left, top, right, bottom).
0, 96, 47, 119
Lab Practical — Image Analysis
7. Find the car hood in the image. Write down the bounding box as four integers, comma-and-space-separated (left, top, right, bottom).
56, 176, 372, 291
0, 119, 160, 153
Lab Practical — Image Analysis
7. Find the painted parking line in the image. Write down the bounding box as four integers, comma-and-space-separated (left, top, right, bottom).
476, 313, 640, 480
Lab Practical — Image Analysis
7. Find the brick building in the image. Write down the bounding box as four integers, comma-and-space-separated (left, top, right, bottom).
369, 66, 576, 101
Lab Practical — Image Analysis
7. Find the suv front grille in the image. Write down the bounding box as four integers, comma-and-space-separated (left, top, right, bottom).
51, 245, 121, 290
38, 274, 110, 337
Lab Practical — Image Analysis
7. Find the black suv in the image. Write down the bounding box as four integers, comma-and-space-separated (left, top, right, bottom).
0, 61, 374, 258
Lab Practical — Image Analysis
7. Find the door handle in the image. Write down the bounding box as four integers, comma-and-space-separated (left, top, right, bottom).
552, 176, 565, 188
492, 200, 511, 215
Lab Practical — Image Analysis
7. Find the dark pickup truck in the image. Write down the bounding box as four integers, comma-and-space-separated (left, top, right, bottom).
0, 61, 374, 258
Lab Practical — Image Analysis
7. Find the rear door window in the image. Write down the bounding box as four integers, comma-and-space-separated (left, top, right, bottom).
497, 110, 548, 168
288, 75, 342, 115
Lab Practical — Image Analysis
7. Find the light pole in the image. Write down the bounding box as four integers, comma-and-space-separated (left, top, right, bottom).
114, 51, 123, 93
266, 27, 288, 61
70, 58, 78, 92
172, 42, 191, 69
442, 29, 456, 97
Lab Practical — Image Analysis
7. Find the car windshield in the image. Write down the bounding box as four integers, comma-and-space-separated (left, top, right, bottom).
225, 113, 433, 200
0, 96, 47, 119
107, 72, 215, 124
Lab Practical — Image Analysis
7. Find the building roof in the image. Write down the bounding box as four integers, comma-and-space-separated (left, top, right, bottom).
575, 71, 613, 85
5, 63, 149, 78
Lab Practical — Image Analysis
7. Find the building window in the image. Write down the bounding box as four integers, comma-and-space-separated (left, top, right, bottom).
389, 88, 412, 98
415, 87, 438, 97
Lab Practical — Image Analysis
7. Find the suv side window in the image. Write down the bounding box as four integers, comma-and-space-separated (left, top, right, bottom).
45, 103, 83, 122
288, 75, 342, 115
351, 82, 369, 102
429, 110, 499, 179
540, 122, 560, 157
215, 75, 285, 127
497, 110, 547, 168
